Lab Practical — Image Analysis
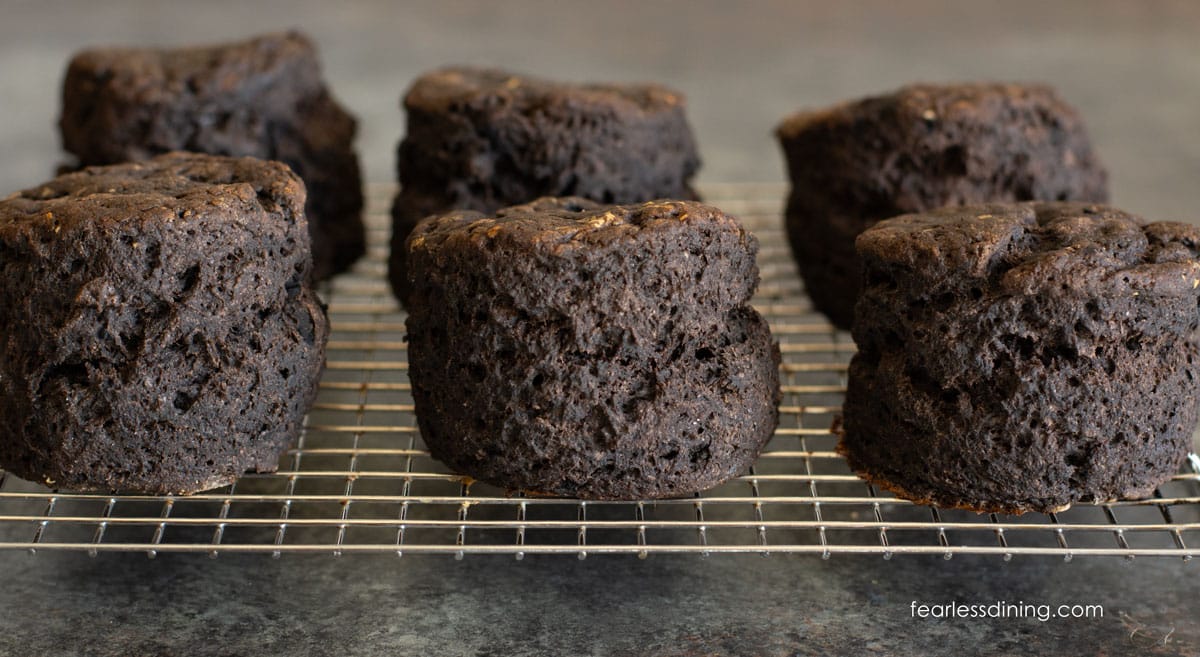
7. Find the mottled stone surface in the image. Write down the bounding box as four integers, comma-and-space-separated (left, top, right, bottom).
0, 547, 1196, 656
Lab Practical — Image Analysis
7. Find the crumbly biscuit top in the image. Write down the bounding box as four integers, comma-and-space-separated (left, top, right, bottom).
857, 202, 1200, 297
404, 67, 685, 115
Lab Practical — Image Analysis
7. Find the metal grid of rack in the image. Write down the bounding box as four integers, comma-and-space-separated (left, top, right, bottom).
1, 182, 1198, 559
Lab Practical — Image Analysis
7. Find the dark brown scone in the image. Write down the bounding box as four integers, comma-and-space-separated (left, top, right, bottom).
776, 83, 1110, 329
59, 30, 364, 280
389, 67, 702, 305
0, 153, 329, 494
406, 198, 780, 499
841, 202, 1200, 514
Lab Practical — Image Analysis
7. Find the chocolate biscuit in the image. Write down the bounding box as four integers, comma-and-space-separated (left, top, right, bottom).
405, 197, 780, 499
390, 67, 701, 305
841, 202, 1199, 513
777, 83, 1109, 328
59, 31, 364, 280
0, 152, 329, 494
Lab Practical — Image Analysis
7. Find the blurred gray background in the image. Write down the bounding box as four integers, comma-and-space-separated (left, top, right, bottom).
1, 0, 1198, 223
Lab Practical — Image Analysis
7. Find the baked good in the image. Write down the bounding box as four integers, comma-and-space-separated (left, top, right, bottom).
776, 83, 1110, 329
58, 30, 364, 280
389, 67, 701, 305
405, 197, 780, 499
840, 202, 1199, 513
0, 152, 329, 494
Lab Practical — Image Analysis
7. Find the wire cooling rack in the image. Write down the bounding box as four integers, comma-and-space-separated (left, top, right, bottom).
1, 182, 1198, 560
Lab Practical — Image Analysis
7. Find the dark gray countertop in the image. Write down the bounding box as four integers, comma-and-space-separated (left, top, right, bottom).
1, 550, 1197, 656
1, 2, 1199, 655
